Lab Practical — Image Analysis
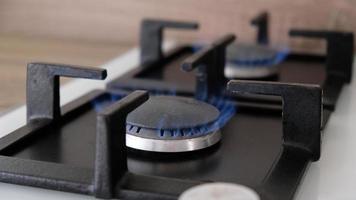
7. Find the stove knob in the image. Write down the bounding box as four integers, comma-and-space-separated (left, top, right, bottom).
179, 182, 260, 200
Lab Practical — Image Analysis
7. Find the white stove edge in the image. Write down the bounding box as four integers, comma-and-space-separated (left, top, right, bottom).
0, 44, 355, 200
295, 56, 356, 200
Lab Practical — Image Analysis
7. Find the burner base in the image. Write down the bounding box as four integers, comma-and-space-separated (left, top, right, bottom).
126, 130, 221, 152
225, 63, 280, 79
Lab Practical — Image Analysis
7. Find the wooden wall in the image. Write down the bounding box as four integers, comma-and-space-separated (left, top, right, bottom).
0, 0, 355, 52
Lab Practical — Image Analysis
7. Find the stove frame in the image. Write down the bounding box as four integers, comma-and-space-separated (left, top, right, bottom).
0, 63, 321, 200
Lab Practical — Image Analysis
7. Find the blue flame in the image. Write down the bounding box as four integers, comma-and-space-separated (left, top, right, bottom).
206, 95, 236, 131
156, 95, 236, 138
92, 92, 236, 138
192, 44, 204, 52
227, 47, 290, 67
193, 43, 290, 68
92, 90, 176, 113
91, 94, 124, 112
150, 88, 177, 96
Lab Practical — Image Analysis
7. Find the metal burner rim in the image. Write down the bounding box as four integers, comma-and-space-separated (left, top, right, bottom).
126, 130, 221, 152
225, 62, 280, 79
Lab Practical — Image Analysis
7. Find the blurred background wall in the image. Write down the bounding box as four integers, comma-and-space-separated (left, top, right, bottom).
0, 0, 355, 52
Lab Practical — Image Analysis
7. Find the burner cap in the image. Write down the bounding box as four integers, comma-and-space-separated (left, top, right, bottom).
126, 95, 221, 152
226, 43, 277, 64
127, 96, 219, 130
225, 63, 280, 79
225, 43, 288, 79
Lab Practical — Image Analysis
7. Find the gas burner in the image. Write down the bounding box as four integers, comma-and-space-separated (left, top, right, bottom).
225, 43, 288, 79
224, 12, 288, 79
126, 95, 222, 152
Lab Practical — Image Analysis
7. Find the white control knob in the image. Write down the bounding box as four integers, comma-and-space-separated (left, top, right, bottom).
179, 182, 260, 200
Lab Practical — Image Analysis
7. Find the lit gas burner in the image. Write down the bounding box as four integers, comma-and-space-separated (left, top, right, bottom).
126, 95, 222, 152
224, 12, 288, 79
225, 43, 288, 79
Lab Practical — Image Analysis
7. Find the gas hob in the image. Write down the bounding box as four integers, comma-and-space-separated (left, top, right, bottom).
0, 14, 355, 200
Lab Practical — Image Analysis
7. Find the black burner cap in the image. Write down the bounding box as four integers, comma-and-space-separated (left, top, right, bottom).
127, 95, 220, 130
227, 43, 277, 64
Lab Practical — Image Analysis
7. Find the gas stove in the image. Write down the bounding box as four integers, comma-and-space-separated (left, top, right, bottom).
0, 13, 354, 200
